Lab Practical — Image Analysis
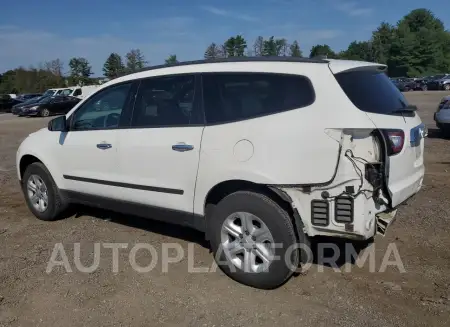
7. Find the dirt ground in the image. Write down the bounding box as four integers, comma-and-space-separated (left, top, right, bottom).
1, 92, 450, 327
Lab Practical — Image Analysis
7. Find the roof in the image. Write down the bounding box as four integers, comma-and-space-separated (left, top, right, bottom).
134, 56, 328, 75
107, 57, 386, 88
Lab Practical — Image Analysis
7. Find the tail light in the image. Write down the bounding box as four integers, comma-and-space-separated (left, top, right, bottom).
382, 129, 405, 156
439, 100, 450, 111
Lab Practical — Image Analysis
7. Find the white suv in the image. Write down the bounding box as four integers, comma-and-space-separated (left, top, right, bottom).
16, 57, 425, 289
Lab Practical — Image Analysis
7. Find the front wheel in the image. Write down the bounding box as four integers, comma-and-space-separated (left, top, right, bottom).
40, 108, 50, 117
422, 85, 428, 91
209, 191, 306, 289
444, 84, 450, 91
22, 162, 68, 221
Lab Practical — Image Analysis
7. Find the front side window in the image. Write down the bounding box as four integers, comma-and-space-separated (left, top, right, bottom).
71, 83, 131, 130
202, 73, 315, 124
131, 75, 196, 127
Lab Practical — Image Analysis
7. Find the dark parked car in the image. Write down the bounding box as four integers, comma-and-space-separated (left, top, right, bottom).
16, 93, 42, 101
0, 94, 23, 113
11, 95, 49, 115
19, 95, 80, 117
427, 74, 450, 90
391, 77, 417, 92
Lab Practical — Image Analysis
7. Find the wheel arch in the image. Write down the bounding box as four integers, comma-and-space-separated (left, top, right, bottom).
203, 179, 302, 241
19, 154, 44, 181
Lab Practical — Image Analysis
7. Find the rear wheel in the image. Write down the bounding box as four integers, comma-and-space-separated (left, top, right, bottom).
421, 85, 427, 91
40, 108, 50, 117
209, 191, 304, 289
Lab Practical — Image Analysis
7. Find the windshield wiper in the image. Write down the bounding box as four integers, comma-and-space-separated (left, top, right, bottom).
391, 105, 418, 113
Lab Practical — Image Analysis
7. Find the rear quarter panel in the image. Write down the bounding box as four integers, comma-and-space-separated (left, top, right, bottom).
193, 63, 377, 215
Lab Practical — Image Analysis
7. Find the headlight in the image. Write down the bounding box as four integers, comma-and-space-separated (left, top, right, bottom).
29, 106, 39, 110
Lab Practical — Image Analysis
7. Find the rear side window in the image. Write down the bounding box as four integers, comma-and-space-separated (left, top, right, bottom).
73, 89, 82, 96
203, 73, 315, 124
131, 74, 198, 127
335, 70, 410, 114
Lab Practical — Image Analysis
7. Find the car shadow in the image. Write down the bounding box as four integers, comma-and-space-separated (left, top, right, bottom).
426, 128, 450, 140
69, 204, 373, 270
308, 236, 373, 268
71, 205, 210, 249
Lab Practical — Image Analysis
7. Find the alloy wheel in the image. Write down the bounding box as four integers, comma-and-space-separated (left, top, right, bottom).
27, 174, 49, 213
220, 212, 275, 273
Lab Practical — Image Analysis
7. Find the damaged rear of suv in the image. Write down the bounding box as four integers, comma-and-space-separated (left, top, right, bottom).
16, 57, 424, 289
199, 58, 424, 289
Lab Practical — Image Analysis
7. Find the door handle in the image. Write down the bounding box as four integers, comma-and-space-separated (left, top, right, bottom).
97, 143, 112, 150
172, 143, 194, 152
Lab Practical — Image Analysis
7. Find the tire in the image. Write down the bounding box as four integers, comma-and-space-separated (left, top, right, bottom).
22, 162, 68, 221
209, 191, 303, 289
422, 85, 427, 91
40, 108, 50, 117
444, 84, 450, 91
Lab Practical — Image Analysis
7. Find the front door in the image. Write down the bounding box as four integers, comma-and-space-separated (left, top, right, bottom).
57, 82, 135, 200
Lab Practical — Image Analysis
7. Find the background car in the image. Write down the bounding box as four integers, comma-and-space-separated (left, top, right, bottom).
413, 76, 435, 90
19, 95, 80, 117
11, 95, 48, 115
0, 94, 23, 113
16, 93, 42, 101
392, 77, 417, 91
427, 74, 450, 90
434, 95, 450, 136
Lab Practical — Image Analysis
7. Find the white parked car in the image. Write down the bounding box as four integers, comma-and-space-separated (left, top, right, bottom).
16, 57, 425, 289
71, 85, 101, 99
42, 87, 73, 97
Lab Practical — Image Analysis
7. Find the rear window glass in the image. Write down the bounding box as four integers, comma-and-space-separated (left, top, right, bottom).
335, 70, 410, 114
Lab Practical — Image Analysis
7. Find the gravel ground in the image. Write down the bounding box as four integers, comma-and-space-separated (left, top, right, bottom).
1, 92, 450, 327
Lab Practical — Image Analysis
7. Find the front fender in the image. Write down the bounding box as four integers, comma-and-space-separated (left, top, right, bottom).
16, 131, 64, 188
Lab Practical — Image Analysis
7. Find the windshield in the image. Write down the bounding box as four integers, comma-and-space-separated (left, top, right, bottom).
37, 96, 52, 104
335, 70, 410, 114
43, 89, 55, 96
59, 88, 73, 96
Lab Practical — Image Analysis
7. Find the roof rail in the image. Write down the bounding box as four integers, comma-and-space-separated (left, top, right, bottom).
121, 56, 328, 77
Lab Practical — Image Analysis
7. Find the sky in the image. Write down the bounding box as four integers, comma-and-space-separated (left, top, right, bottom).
0, 0, 448, 76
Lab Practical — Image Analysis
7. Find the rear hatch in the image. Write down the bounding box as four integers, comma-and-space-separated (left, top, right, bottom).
332, 65, 425, 207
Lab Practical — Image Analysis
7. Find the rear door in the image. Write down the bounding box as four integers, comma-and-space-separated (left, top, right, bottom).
116, 74, 204, 214
334, 68, 424, 207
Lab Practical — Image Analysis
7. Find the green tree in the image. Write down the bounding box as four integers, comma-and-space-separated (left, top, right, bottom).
253, 36, 264, 56
289, 40, 302, 57
262, 37, 288, 56
309, 44, 338, 58
69, 57, 93, 86
371, 22, 396, 64
224, 35, 247, 57
388, 9, 450, 76
204, 43, 224, 59
103, 53, 125, 79
165, 55, 179, 65
125, 49, 147, 73
340, 41, 374, 61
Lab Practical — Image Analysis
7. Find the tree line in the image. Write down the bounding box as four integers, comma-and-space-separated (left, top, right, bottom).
1, 8, 449, 94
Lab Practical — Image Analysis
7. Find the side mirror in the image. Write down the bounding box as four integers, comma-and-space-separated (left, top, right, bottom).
48, 116, 68, 132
